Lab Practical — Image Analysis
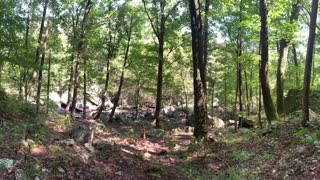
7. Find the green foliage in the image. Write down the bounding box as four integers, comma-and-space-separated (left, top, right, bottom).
163, 134, 176, 150
229, 150, 255, 162
187, 138, 206, 154
216, 167, 258, 180
292, 127, 320, 149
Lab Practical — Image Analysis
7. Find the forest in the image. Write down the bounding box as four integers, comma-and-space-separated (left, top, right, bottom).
0, 0, 319, 179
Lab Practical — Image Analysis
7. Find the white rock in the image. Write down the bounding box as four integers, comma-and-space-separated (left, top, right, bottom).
142, 152, 152, 160
115, 171, 124, 176
58, 167, 65, 174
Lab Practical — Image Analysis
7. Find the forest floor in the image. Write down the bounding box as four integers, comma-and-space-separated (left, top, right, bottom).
0, 101, 320, 179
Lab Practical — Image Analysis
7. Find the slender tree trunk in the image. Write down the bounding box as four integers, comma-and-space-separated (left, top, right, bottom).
134, 84, 140, 121
224, 74, 227, 120
23, 0, 33, 102
94, 58, 110, 120
94, 27, 115, 120
46, 52, 51, 114
154, 0, 166, 129
258, 62, 262, 129
249, 66, 253, 112
189, 0, 208, 139
237, 62, 243, 127
260, 0, 278, 123
28, 0, 48, 102
211, 81, 215, 117
302, 0, 318, 126
180, 71, 189, 119
64, 54, 74, 116
202, 0, 209, 93
36, 20, 49, 112
292, 44, 299, 87
83, 58, 87, 119
244, 70, 250, 116
109, 21, 132, 121
71, 0, 92, 119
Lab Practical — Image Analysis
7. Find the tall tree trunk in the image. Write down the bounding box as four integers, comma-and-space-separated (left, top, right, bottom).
36, 20, 49, 112
94, 57, 111, 120
211, 81, 215, 118
258, 62, 263, 129
292, 44, 299, 87
154, 0, 166, 129
46, 52, 51, 114
142, 0, 180, 128
260, 0, 278, 123
64, 54, 74, 116
237, 62, 243, 127
302, 0, 318, 126
94, 24, 116, 120
244, 70, 250, 116
83, 58, 87, 119
134, 83, 140, 121
109, 20, 132, 121
28, 0, 48, 102
202, 0, 209, 93
71, 0, 92, 119
276, 39, 289, 115
276, 0, 301, 115
23, 0, 33, 102
189, 0, 208, 139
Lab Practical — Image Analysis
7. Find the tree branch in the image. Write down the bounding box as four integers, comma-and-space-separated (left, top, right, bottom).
142, 0, 160, 38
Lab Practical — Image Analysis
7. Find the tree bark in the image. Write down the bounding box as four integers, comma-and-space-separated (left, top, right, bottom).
83, 58, 87, 119
276, 0, 301, 115
23, 0, 33, 102
292, 44, 299, 87
276, 39, 289, 115
94, 23, 116, 120
244, 70, 250, 116
71, 0, 92, 119
189, 0, 208, 139
109, 19, 132, 121
202, 0, 209, 93
46, 52, 51, 114
302, 0, 318, 126
36, 20, 49, 112
28, 0, 48, 102
260, 0, 278, 123
64, 54, 74, 116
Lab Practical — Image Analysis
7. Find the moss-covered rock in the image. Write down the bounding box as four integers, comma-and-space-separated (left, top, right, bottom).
284, 89, 320, 113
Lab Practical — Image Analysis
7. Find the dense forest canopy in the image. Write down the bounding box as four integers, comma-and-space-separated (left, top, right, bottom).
0, 0, 319, 179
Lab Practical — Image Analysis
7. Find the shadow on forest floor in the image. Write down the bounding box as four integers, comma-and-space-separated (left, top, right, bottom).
1, 101, 320, 179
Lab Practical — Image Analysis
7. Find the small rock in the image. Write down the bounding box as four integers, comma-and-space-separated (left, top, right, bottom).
84, 143, 95, 152
115, 171, 124, 176
80, 150, 90, 161
296, 146, 306, 153
15, 169, 27, 180
41, 168, 49, 173
58, 167, 65, 174
34, 176, 41, 180
0, 159, 14, 170
142, 152, 152, 160
56, 139, 76, 146
21, 140, 29, 148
